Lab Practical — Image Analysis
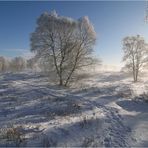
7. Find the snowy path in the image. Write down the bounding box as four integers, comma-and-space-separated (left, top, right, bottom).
0, 72, 147, 147
68, 89, 132, 147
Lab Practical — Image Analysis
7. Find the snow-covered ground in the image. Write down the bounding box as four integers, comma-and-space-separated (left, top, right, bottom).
0, 70, 147, 147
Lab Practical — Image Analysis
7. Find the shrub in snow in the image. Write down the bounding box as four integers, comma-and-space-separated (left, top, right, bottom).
0, 126, 26, 147
81, 136, 95, 147
41, 134, 57, 147
79, 116, 91, 128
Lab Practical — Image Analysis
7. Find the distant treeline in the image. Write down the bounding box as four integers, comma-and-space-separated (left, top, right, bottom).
0, 55, 65, 73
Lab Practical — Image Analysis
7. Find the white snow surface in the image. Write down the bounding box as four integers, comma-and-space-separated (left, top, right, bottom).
0, 71, 147, 147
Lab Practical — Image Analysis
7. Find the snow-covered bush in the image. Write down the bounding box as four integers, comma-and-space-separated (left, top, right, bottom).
41, 134, 57, 147
0, 126, 25, 147
81, 136, 95, 147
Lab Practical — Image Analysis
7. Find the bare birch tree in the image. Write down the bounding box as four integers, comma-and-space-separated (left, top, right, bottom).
30, 11, 96, 86
122, 35, 148, 82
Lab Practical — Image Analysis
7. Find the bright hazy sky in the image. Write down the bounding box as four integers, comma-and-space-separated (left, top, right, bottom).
0, 1, 148, 66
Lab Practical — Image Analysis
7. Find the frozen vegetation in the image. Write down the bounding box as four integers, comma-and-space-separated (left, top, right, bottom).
0, 69, 148, 147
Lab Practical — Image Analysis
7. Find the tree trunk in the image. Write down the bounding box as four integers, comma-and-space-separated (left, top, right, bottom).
64, 70, 74, 86
133, 66, 136, 82
135, 68, 138, 82
59, 78, 63, 85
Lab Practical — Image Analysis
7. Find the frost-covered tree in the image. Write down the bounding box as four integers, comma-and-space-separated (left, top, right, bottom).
31, 11, 96, 86
11, 57, 26, 72
26, 58, 35, 70
122, 35, 148, 82
0, 56, 6, 72
0, 56, 9, 72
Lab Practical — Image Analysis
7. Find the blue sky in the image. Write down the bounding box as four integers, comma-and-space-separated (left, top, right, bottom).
0, 1, 148, 66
